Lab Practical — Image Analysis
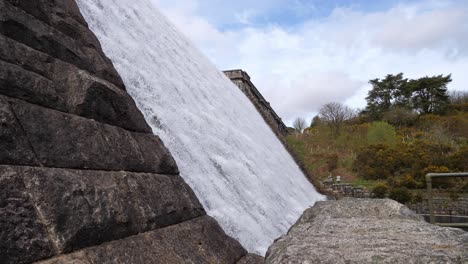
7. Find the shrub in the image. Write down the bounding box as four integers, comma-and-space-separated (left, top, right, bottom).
326, 154, 338, 173
354, 144, 400, 180
412, 192, 423, 203
399, 174, 419, 189
367, 121, 397, 146
372, 184, 389, 198
389, 187, 412, 204
383, 107, 417, 127
448, 146, 468, 171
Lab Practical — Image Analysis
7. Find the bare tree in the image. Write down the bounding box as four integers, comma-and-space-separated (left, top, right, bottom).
293, 117, 306, 134
319, 102, 354, 136
449, 90, 468, 104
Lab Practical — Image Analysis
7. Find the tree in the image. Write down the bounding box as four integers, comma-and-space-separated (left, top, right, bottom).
310, 115, 321, 128
364, 73, 409, 120
293, 117, 306, 134
449, 90, 468, 104
319, 102, 354, 136
408, 74, 452, 114
363, 73, 452, 117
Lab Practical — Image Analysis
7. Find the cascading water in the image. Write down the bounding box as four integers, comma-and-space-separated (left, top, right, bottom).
76, 0, 325, 255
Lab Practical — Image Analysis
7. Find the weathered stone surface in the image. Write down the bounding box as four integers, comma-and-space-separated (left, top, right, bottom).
3, 165, 205, 253
0, 40, 150, 134
37, 216, 247, 264
224, 70, 288, 138
35, 251, 90, 264
266, 198, 468, 264
237, 254, 265, 264
0, 1, 250, 263
4, 0, 88, 27
0, 35, 151, 133
0, 0, 125, 89
0, 95, 39, 166
0, 166, 54, 264
7, 98, 177, 174
0, 60, 68, 112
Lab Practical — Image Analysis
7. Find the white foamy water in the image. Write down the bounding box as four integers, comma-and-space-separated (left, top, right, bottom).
76, 0, 324, 255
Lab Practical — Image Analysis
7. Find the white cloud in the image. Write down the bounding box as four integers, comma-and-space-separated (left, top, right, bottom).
152, 0, 468, 125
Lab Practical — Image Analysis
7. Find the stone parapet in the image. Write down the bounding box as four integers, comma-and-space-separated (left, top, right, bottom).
224, 69, 288, 138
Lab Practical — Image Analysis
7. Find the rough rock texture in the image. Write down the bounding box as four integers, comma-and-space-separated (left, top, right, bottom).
0, 96, 39, 166
0, 0, 125, 90
6, 98, 177, 174
266, 198, 468, 264
0, 169, 55, 263
0, 1, 251, 263
237, 254, 265, 264
36, 216, 246, 264
1, 165, 204, 253
0, 35, 151, 133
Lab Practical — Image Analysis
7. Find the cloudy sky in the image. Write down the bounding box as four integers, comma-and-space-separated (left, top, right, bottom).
152, 0, 468, 125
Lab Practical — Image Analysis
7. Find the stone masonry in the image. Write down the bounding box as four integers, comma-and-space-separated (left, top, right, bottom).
0, 1, 262, 263
224, 70, 288, 139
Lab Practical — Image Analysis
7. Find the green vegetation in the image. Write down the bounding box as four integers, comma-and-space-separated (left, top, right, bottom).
366, 121, 397, 145
287, 73, 468, 202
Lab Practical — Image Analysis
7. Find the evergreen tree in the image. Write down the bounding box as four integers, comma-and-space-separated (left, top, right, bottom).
364, 73, 408, 120
408, 74, 452, 114
363, 73, 452, 118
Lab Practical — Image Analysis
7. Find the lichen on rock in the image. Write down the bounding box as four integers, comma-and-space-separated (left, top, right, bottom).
266, 198, 468, 264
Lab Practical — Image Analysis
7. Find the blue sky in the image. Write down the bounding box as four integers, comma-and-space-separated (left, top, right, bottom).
195, 0, 421, 28
153, 0, 468, 125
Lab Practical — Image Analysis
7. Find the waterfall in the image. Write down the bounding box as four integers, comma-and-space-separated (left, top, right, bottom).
76, 0, 324, 255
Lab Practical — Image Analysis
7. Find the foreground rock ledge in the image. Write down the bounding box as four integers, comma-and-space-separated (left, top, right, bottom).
266, 198, 468, 264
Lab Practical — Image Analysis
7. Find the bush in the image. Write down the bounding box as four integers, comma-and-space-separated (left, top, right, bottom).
448, 146, 468, 171
412, 192, 423, 203
389, 187, 412, 204
383, 107, 417, 127
372, 184, 389, 198
367, 121, 397, 146
399, 174, 419, 189
326, 154, 338, 173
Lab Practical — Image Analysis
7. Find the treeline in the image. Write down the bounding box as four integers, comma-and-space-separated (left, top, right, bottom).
363, 73, 453, 119
288, 73, 468, 203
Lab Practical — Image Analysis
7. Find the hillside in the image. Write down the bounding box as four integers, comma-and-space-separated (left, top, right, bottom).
287, 75, 468, 202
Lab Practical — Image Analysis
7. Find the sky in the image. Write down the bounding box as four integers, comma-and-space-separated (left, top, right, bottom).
152, 0, 468, 125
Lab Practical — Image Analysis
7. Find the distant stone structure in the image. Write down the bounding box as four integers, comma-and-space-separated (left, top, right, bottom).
224, 69, 288, 138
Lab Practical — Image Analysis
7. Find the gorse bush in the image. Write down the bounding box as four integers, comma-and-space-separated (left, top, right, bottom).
353, 139, 457, 186
285, 76, 466, 193
372, 183, 389, 198
389, 187, 412, 204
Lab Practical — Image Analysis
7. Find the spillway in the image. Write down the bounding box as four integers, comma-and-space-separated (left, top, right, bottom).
76, 0, 324, 255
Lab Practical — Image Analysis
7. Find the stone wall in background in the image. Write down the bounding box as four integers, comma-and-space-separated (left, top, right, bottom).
224, 70, 288, 139
0, 1, 261, 263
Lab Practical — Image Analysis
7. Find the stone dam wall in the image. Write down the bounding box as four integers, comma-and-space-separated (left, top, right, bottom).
224, 70, 288, 139
0, 1, 259, 263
